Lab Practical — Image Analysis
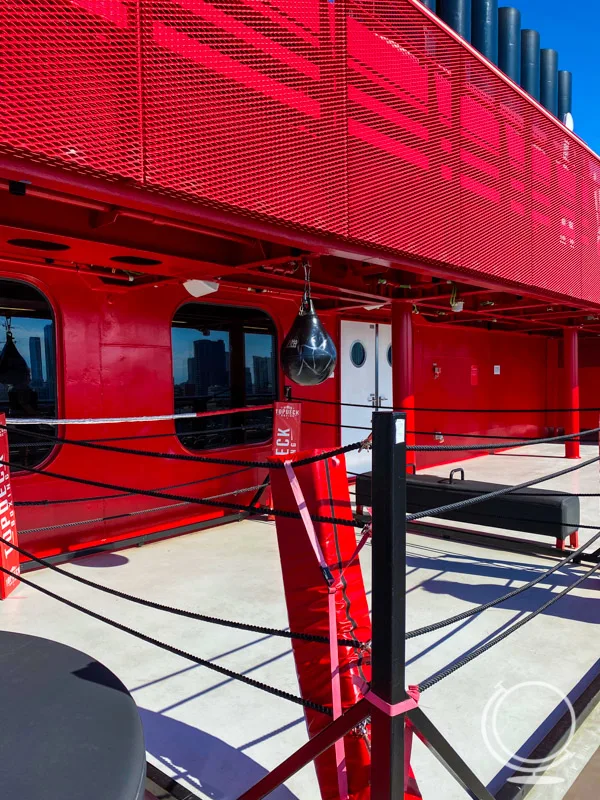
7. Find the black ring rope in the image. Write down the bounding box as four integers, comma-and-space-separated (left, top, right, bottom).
407, 529, 600, 639
7, 423, 273, 448
0, 425, 362, 471
12, 515, 599, 649
348, 468, 600, 499
300, 423, 600, 466
22, 494, 600, 534
19, 508, 186, 533
406, 455, 600, 522
24, 417, 587, 444
0, 565, 332, 716
14, 466, 256, 507
417, 560, 600, 692
0, 459, 359, 528
410, 430, 592, 443
305, 419, 596, 443
362, 497, 600, 531
409, 427, 600, 452
291, 420, 599, 453
18, 483, 267, 534
294, 396, 600, 414
17, 499, 600, 539
413, 488, 600, 499
302, 419, 372, 431
409, 506, 599, 531
19, 485, 600, 510
2, 538, 363, 649
7, 537, 595, 709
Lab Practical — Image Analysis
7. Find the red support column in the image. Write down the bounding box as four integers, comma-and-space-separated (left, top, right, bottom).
564, 328, 580, 459
392, 300, 416, 468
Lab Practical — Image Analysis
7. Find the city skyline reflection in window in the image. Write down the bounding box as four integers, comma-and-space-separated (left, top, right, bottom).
0, 280, 57, 470
172, 304, 276, 450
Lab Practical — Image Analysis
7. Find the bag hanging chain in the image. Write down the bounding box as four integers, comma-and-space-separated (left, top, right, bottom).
301, 259, 312, 315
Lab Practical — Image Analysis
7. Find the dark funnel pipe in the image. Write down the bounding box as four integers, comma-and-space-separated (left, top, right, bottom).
471, 0, 498, 63
438, 0, 471, 40
520, 29, 540, 99
420, 0, 437, 9
540, 48, 559, 115
558, 70, 573, 120
498, 7, 521, 83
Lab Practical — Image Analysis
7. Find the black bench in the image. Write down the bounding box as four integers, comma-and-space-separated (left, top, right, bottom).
0, 630, 146, 800
355, 470, 580, 550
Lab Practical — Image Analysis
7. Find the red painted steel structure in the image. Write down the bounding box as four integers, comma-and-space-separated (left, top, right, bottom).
0, 0, 596, 560
2, 0, 600, 305
391, 301, 416, 466
564, 328, 580, 459
0, 258, 586, 560
0, 261, 582, 559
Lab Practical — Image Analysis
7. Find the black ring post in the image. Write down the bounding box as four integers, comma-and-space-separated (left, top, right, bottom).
371, 411, 408, 798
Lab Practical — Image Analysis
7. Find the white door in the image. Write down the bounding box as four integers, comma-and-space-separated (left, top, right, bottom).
341, 321, 376, 473
378, 324, 392, 412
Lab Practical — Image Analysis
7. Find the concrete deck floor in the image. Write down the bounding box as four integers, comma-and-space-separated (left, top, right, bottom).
2, 444, 599, 799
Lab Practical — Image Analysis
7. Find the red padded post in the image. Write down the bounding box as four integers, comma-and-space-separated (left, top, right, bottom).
0, 414, 19, 600
269, 450, 371, 800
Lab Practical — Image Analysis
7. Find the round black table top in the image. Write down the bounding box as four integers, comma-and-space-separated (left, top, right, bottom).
0, 630, 146, 800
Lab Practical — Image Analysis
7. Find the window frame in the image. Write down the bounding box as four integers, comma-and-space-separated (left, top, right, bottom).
171, 302, 278, 452
350, 339, 367, 368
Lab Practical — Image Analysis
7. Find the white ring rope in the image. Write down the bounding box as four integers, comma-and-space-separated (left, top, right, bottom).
4, 404, 274, 426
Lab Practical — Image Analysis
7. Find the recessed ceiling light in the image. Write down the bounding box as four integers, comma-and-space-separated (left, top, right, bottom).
110, 255, 162, 266
8, 238, 70, 251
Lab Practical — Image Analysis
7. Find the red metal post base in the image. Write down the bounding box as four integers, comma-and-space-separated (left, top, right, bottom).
556, 532, 580, 551
236, 700, 370, 800
569, 531, 580, 549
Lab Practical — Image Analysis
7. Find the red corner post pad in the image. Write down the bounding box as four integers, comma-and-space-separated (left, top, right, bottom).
269, 449, 422, 800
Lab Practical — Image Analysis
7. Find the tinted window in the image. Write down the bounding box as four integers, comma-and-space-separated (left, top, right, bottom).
0, 280, 57, 470
172, 305, 276, 450
350, 341, 366, 367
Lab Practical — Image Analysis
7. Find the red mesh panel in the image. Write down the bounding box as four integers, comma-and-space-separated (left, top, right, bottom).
1, 0, 599, 304
346, 4, 461, 265
531, 115, 582, 298
458, 55, 533, 284
141, 0, 348, 233
0, 0, 142, 180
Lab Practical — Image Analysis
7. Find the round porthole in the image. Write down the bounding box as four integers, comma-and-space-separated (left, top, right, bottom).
387, 344, 392, 366
350, 340, 366, 368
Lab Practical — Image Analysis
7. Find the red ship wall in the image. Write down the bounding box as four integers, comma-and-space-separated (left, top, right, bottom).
3, 259, 581, 560
413, 323, 552, 470
8, 262, 339, 560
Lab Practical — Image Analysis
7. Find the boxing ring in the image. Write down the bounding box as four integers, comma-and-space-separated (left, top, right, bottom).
2, 0, 600, 795
0, 406, 599, 799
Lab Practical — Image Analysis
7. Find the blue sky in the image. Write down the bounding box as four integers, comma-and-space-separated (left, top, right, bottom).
513, 0, 600, 152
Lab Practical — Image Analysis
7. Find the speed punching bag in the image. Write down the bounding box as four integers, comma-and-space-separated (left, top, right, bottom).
281, 263, 337, 386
